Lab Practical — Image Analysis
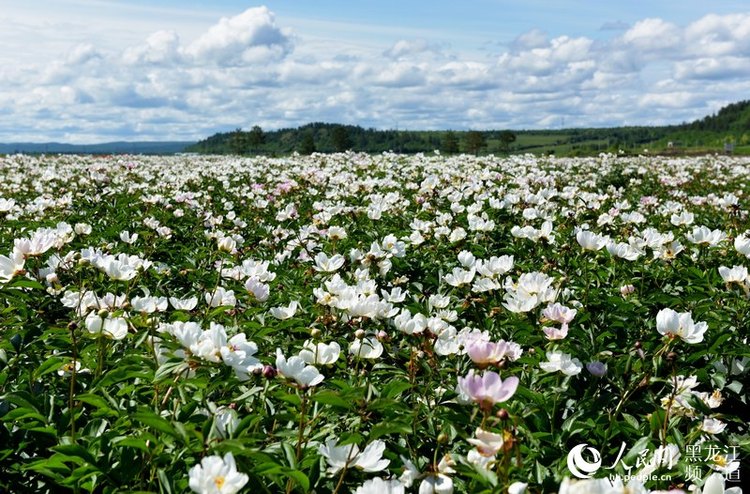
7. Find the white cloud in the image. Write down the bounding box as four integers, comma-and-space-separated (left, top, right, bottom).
621, 18, 682, 53
123, 31, 181, 65
1, 5, 750, 142
184, 6, 291, 65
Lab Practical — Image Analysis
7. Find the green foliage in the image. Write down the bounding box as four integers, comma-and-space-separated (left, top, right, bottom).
0, 152, 748, 493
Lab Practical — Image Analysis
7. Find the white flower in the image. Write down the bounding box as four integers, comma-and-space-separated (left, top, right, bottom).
670, 211, 694, 226
419, 455, 455, 494
85, 313, 129, 340
444, 266, 476, 287
318, 439, 390, 475
606, 241, 642, 261
205, 287, 236, 308
275, 348, 324, 387
213, 407, 239, 439
734, 233, 750, 258
313, 252, 345, 272
466, 428, 505, 456
74, 223, 92, 235
718, 265, 748, 284
656, 308, 707, 344
318, 439, 359, 475
542, 303, 576, 324
354, 478, 404, 494
188, 452, 248, 494
170, 295, 198, 311
244, 278, 270, 301
0, 250, 24, 283
270, 301, 299, 320
298, 340, 341, 365
120, 230, 138, 244
701, 417, 727, 435
327, 226, 347, 241
696, 472, 742, 494
576, 230, 608, 251
220, 333, 262, 380
687, 226, 727, 246
354, 440, 391, 472
457, 250, 476, 268
349, 336, 384, 359
131, 295, 168, 314
508, 482, 528, 494
539, 351, 582, 376
217, 236, 236, 253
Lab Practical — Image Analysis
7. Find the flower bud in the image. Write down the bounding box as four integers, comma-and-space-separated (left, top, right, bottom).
354, 329, 365, 339
262, 365, 277, 379
310, 328, 321, 338
586, 361, 608, 377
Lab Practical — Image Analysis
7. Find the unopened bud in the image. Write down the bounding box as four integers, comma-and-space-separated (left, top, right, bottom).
262, 365, 277, 379
354, 329, 365, 339
437, 432, 449, 444
496, 408, 509, 420
97, 309, 109, 318
310, 328, 321, 338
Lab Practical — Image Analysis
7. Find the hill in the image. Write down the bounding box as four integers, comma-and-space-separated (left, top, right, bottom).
187, 100, 750, 156
0, 141, 193, 155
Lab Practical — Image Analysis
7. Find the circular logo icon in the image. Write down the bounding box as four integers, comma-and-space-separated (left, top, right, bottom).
567, 443, 602, 479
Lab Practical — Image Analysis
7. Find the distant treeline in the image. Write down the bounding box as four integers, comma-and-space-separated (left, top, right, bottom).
186, 100, 750, 156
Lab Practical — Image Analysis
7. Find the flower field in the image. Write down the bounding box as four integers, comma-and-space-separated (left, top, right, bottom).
0, 152, 748, 493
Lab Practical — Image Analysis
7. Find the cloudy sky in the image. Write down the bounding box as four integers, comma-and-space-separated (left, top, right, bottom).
2, 1, 750, 143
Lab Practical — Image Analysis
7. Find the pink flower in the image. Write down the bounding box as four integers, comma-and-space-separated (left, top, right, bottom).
542, 303, 577, 324
543, 323, 569, 340
457, 370, 519, 408
466, 340, 523, 366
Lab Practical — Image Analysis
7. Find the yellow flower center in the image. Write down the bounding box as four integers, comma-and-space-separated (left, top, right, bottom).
214, 475, 226, 489
713, 454, 728, 467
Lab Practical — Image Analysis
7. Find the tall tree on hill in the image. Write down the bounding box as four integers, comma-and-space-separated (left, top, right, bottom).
299, 131, 316, 155
498, 130, 517, 152
248, 125, 266, 153
464, 130, 486, 155
441, 131, 460, 154
229, 128, 248, 155
332, 126, 352, 152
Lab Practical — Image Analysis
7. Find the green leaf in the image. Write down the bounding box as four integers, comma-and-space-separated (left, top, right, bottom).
369, 419, 412, 439
50, 444, 99, 467
34, 356, 65, 379
311, 391, 351, 409
132, 409, 179, 438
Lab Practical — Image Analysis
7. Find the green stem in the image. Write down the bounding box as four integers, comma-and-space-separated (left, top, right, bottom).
69, 324, 78, 441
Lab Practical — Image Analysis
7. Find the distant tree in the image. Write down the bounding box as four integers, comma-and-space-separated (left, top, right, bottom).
441, 131, 460, 154
229, 128, 248, 155
464, 130, 486, 155
498, 130, 517, 152
299, 131, 316, 155
332, 126, 352, 152
248, 125, 266, 152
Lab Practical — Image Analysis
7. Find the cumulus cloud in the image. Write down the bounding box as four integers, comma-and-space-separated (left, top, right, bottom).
621, 18, 682, 53
383, 39, 440, 59
2, 5, 750, 142
184, 6, 291, 65
123, 30, 182, 65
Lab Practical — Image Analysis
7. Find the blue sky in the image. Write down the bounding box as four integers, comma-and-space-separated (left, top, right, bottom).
1, 1, 749, 142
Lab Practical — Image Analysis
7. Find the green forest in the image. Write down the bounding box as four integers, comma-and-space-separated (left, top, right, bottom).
187, 100, 750, 156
